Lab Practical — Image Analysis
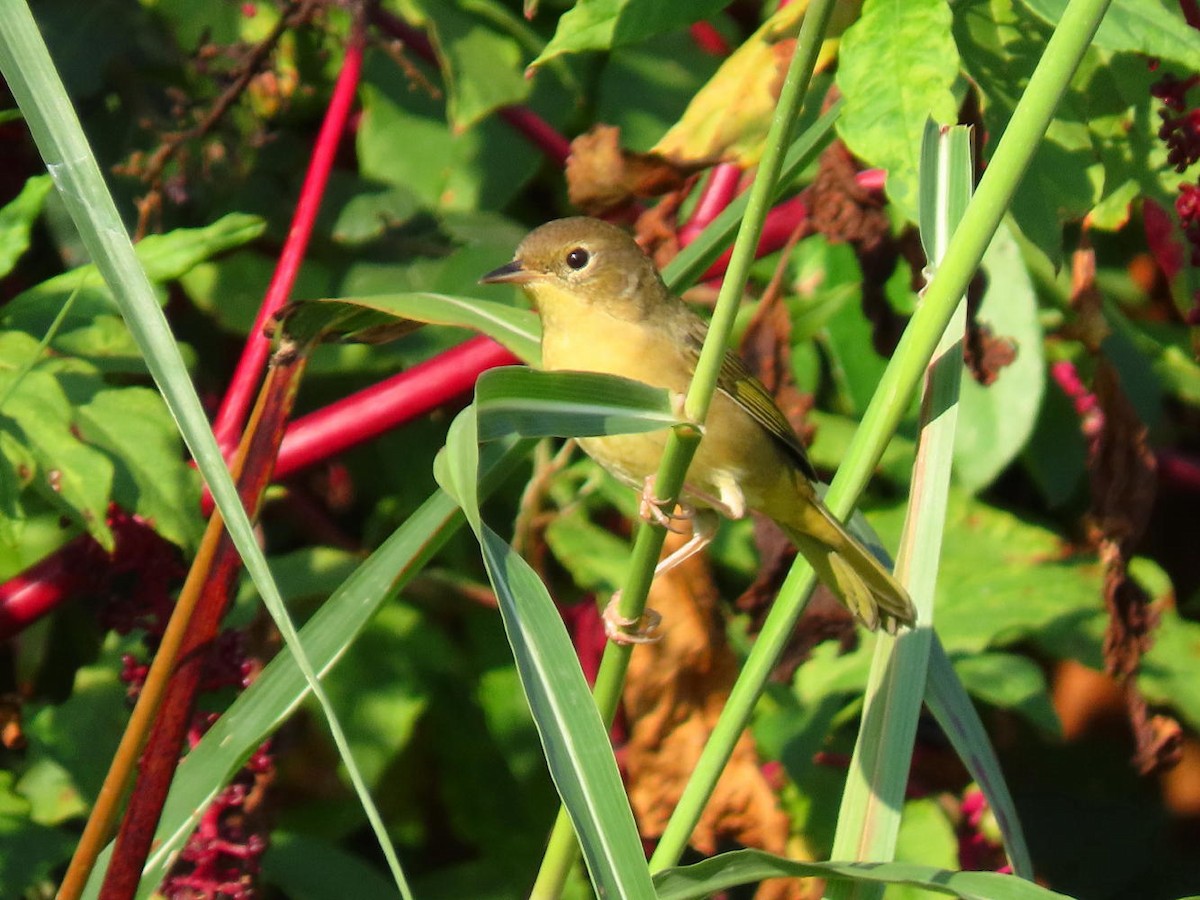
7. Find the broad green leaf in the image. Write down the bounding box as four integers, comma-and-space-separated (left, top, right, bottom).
71, 386, 202, 550
475, 367, 679, 441
5, 212, 266, 313
319, 601, 437, 787
262, 832, 400, 900
0, 810, 75, 898
414, 1, 532, 131
836, 0, 960, 220
19, 638, 131, 824
0, 334, 114, 549
954, 223, 1044, 492
2, 213, 266, 371
279, 293, 540, 364
954, 0, 1113, 264
435, 408, 653, 899
532, 0, 732, 69
1019, 0, 1200, 68
358, 53, 540, 211
595, 31, 724, 152
893, 798, 959, 890
871, 490, 1104, 656
0, 173, 51, 278
652, 850, 1072, 900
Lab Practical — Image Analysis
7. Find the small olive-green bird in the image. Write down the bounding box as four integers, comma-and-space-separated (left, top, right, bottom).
481, 216, 915, 633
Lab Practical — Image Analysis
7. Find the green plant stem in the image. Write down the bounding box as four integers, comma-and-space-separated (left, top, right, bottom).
529, 0, 839, 893
649, 0, 1114, 871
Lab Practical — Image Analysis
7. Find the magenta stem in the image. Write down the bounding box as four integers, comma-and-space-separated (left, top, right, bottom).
211, 24, 366, 451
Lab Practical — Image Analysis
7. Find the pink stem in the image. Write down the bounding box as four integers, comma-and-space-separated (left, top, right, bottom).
689, 22, 730, 56
699, 194, 809, 281
274, 336, 518, 480
211, 24, 366, 451
679, 164, 742, 245
499, 106, 571, 166
1157, 450, 1200, 492
0, 535, 102, 639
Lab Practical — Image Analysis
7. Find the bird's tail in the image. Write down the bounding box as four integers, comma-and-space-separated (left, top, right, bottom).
781, 506, 916, 633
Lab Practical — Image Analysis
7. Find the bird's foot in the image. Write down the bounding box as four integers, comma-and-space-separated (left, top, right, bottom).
638, 476, 694, 534
603, 596, 662, 645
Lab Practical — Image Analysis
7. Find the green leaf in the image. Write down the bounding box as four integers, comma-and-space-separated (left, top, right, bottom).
954, 0, 1107, 265
0, 812, 74, 897
0, 334, 114, 549
417, 1, 532, 131
1018, 0, 1200, 69
262, 832, 401, 900
925, 637, 1034, 877
893, 798, 959, 878
0, 173, 51, 278
954, 223, 1044, 492
435, 408, 654, 899
950, 650, 1060, 735
836, 0, 960, 220
475, 367, 679, 442
871, 490, 1104, 656
532, 0, 732, 69
71, 386, 202, 550
358, 53, 541, 211
279, 293, 541, 364
652, 850, 1072, 900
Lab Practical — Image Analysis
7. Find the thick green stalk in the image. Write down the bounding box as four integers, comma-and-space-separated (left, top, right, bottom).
531, 0, 839, 892
650, 0, 1114, 870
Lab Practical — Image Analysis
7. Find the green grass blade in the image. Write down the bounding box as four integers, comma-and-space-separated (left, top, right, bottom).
925, 635, 1033, 877
0, 3, 405, 892
826, 121, 972, 899
653, 850, 1072, 900
475, 367, 679, 441
436, 408, 655, 899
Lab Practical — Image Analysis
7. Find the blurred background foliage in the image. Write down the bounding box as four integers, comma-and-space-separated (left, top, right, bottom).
2, 0, 1200, 897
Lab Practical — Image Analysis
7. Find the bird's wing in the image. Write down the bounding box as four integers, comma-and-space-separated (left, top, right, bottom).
681, 317, 818, 482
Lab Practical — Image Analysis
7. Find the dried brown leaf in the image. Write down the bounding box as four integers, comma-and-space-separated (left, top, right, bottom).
623, 533, 790, 861
566, 125, 711, 216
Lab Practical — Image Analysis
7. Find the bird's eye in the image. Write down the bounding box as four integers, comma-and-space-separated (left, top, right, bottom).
565, 247, 590, 270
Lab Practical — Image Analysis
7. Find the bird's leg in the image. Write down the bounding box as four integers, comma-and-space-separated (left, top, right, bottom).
637, 475, 693, 534
602, 507, 719, 644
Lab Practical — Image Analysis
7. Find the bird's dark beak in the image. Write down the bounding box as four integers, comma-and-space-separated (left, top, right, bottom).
480, 260, 535, 285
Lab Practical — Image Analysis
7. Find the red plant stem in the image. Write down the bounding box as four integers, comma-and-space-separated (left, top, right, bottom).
99, 352, 305, 900
689, 21, 730, 55
211, 21, 366, 452
1158, 449, 1200, 492
0, 534, 103, 639
698, 194, 809, 281
679, 163, 742, 245
498, 106, 571, 166
272, 336, 519, 481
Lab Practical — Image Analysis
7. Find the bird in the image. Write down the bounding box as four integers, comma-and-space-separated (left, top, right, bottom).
481, 216, 915, 636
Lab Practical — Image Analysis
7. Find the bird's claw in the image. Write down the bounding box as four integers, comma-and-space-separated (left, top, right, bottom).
603, 596, 662, 645
638, 476, 693, 534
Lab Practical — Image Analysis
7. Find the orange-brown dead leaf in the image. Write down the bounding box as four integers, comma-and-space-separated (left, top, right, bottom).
566, 125, 711, 216
623, 532, 794, 890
